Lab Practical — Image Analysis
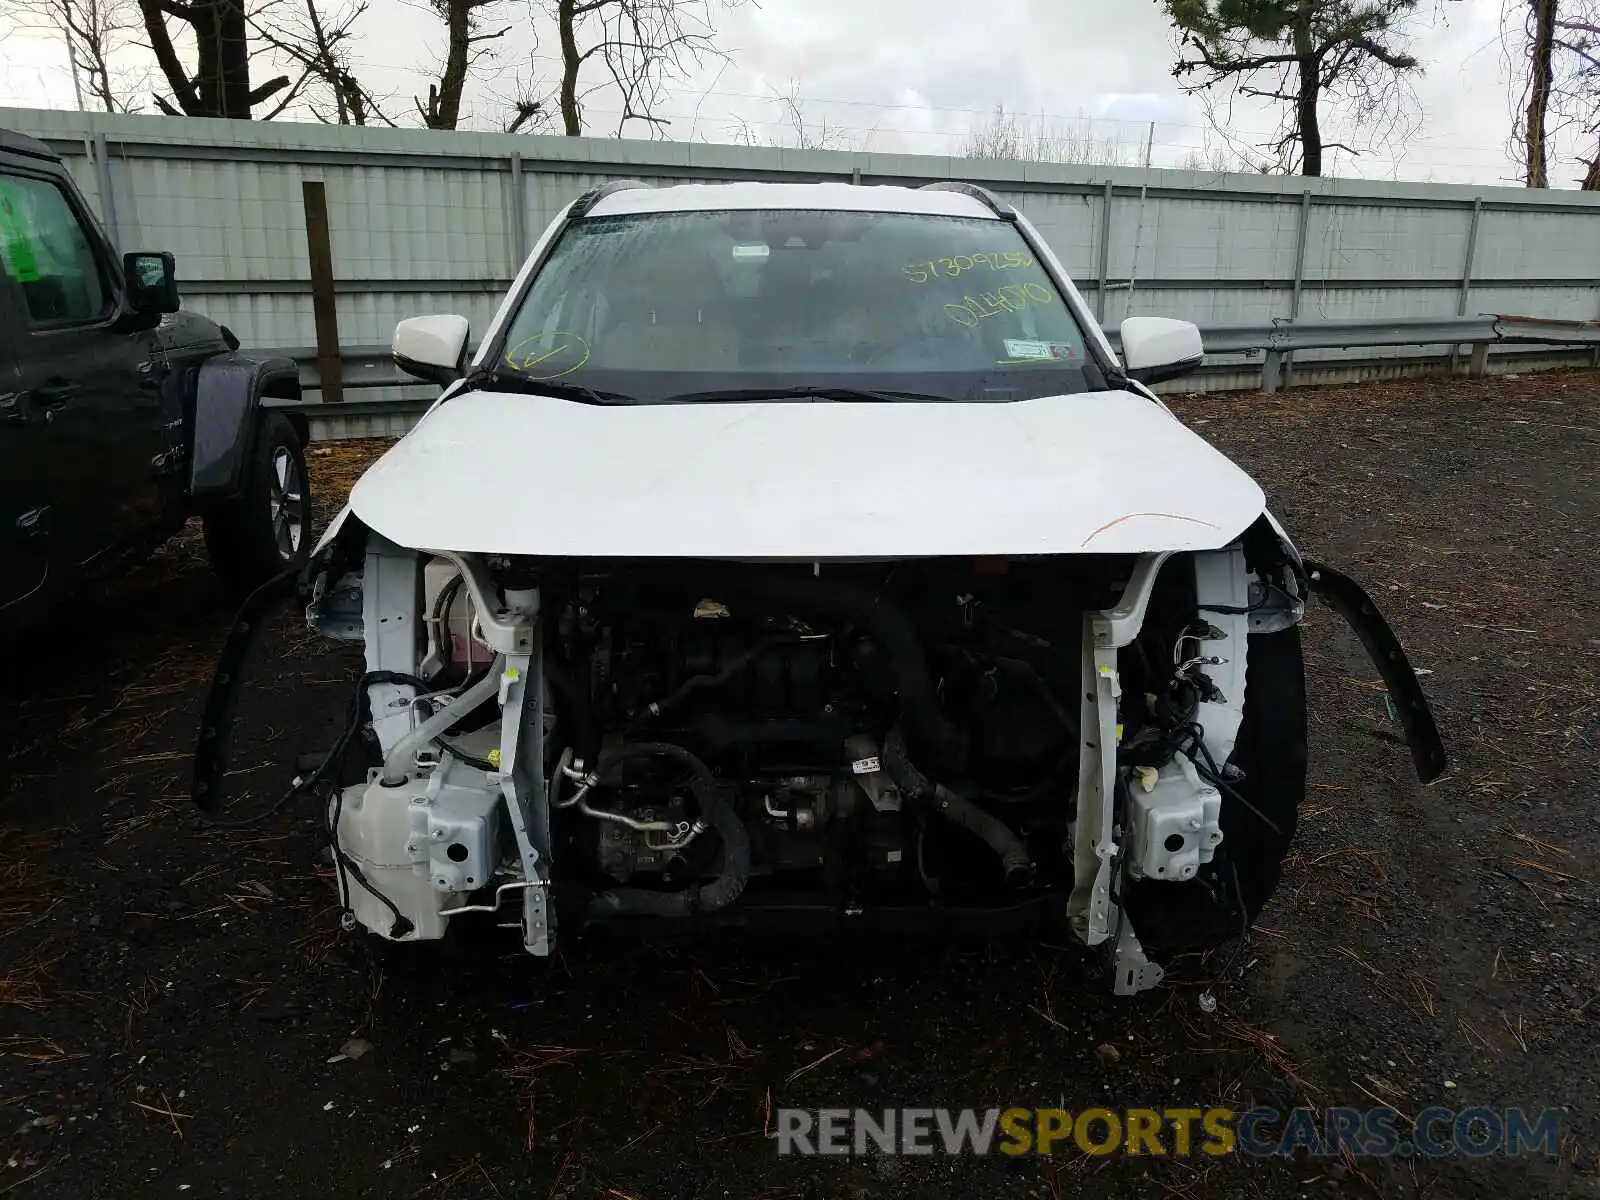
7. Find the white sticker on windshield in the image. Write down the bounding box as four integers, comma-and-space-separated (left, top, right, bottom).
731, 243, 770, 260
1002, 338, 1078, 362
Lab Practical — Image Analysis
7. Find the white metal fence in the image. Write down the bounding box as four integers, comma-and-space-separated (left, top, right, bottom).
6, 106, 1600, 422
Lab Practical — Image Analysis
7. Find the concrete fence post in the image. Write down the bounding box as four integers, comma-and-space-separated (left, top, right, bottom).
1262, 348, 1283, 394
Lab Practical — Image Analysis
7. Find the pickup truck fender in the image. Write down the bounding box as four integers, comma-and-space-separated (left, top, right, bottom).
189, 353, 307, 501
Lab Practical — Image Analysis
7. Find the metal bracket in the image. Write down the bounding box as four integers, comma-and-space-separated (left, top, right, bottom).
361, 536, 422, 755
423, 550, 536, 656
306, 568, 364, 641
497, 641, 554, 956
1192, 547, 1250, 769
1069, 552, 1173, 946
1111, 917, 1165, 996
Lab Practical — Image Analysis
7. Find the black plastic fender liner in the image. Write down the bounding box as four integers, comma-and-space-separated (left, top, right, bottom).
1304, 558, 1448, 784
191, 564, 302, 811
189, 353, 301, 501
193, 513, 374, 816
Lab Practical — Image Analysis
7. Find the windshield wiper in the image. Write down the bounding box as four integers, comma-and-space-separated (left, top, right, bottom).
462, 368, 637, 406
658, 385, 957, 405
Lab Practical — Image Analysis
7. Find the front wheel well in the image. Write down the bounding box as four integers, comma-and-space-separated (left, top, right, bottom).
258, 376, 309, 447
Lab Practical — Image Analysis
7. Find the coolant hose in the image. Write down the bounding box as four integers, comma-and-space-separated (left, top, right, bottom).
585, 741, 751, 921
543, 656, 599, 766
882, 724, 1033, 885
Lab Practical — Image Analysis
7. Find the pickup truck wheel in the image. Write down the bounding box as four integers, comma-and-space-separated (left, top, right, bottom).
203, 413, 312, 595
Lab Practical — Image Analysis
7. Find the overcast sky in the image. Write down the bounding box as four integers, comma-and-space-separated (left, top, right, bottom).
0, 0, 1592, 187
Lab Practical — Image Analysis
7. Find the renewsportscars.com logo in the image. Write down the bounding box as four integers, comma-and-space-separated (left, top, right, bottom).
774, 1107, 1562, 1159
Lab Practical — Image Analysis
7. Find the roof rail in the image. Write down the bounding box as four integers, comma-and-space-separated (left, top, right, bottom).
918, 181, 1015, 219
569, 179, 651, 218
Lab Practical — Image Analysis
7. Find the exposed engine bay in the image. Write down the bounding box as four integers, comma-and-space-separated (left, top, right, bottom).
530, 556, 1097, 911
192, 514, 1444, 997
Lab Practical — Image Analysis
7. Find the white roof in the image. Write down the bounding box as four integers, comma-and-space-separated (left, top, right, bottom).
586, 181, 1001, 220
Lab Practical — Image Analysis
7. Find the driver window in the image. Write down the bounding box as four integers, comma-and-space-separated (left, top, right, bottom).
0, 172, 109, 325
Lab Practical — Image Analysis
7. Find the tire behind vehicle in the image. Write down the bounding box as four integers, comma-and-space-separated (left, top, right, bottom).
204, 413, 312, 596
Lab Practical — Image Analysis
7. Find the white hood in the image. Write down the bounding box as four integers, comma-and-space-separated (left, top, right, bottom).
347, 388, 1264, 560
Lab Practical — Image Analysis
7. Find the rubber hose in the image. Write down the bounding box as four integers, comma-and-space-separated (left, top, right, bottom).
585, 741, 751, 921
882, 724, 1032, 885
543, 657, 598, 767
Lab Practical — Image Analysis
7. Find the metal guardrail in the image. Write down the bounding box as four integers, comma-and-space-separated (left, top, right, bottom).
273, 313, 1600, 409
1102, 314, 1600, 393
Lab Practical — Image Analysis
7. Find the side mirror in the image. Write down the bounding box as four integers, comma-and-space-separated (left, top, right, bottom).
1119, 317, 1203, 385
393, 314, 471, 387
124, 251, 179, 315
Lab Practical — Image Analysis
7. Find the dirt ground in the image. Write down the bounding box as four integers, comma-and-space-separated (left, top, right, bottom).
2, 371, 1597, 1200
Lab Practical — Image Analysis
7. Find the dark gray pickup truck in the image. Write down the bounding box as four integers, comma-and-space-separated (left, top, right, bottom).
1, 126, 311, 624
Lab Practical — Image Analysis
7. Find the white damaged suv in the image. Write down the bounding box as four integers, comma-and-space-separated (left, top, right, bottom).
195, 180, 1444, 993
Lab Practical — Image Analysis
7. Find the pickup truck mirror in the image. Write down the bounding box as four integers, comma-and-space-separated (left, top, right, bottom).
1119, 316, 1204, 385
124, 251, 179, 315
394, 314, 471, 387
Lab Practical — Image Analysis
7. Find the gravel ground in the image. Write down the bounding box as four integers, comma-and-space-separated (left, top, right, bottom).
1, 371, 1597, 1200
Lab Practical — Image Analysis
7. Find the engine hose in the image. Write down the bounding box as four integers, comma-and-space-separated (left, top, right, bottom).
882, 724, 1033, 885
585, 741, 751, 921
543, 656, 598, 767
669, 565, 965, 767
627, 633, 797, 728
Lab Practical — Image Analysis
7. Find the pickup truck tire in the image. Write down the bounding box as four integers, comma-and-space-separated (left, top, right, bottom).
203, 413, 312, 596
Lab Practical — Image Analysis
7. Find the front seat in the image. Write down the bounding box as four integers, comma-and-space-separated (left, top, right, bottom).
594, 249, 737, 372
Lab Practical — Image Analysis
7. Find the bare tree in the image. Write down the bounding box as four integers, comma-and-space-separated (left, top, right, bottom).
1554, 7, 1599, 186
1508, 1, 1600, 187
412, 0, 514, 128
1516, 0, 1560, 185
726, 81, 860, 150
484, 59, 550, 132
12, 0, 147, 111
772, 81, 850, 150
253, 0, 393, 124
960, 104, 1134, 165
545, 0, 733, 136
1177, 135, 1277, 172
1161, 0, 1426, 177
138, 0, 299, 118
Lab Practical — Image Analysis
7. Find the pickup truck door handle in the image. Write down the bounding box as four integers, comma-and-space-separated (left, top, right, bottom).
0, 385, 75, 427
33, 381, 80, 409
16, 506, 50, 538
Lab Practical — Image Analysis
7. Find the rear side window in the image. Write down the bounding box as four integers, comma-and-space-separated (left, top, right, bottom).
0, 171, 108, 325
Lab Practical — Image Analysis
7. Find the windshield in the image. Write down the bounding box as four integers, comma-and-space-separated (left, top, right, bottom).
493, 208, 1099, 404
